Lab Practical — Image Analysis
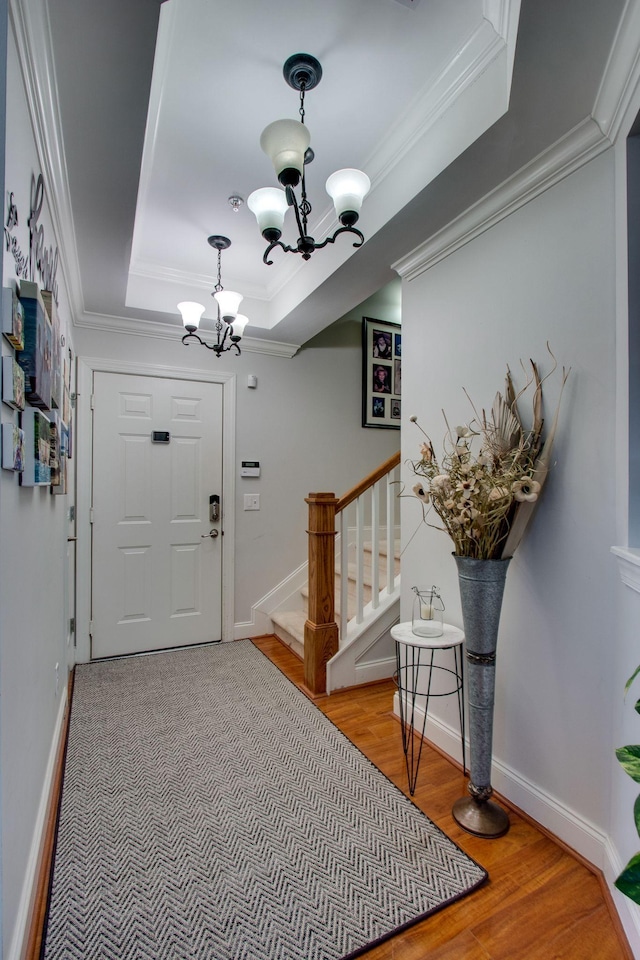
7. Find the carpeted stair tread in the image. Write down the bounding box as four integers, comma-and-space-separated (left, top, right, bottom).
272, 539, 400, 655
270, 610, 305, 658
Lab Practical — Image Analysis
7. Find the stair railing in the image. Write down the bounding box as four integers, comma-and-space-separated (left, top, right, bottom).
304, 452, 400, 694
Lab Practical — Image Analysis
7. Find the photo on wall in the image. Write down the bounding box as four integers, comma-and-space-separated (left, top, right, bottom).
17, 281, 52, 411
1, 423, 24, 472
2, 355, 26, 410
362, 317, 401, 429
21, 407, 51, 486
1, 286, 24, 350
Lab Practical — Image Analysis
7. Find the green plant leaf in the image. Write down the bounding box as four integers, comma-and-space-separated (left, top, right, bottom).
616, 745, 640, 782
634, 795, 640, 839
625, 665, 640, 697
615, 852, 640, 903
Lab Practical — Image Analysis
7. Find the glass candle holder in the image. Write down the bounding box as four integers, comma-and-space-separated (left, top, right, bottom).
411, 586, 444, 638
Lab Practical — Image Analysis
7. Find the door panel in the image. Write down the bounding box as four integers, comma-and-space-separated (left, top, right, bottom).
91, 372, 223, 658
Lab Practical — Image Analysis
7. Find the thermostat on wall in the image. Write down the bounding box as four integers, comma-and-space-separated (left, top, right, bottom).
241, 461, 260, 478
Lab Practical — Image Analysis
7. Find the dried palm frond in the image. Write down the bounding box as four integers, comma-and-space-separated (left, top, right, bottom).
500, 364, 570, 558
488, 391, 522, 455
410, 348, 569, 561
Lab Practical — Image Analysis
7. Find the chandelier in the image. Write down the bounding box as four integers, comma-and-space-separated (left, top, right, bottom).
178, 235, 248, 357
247, 53, 371, 265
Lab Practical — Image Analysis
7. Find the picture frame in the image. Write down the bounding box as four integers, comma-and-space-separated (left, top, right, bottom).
20, 407, 51, 485
2, 286, 24, 350
1, 423, 24, 472
362, 317, 401, 429
17, 280, 52, 411
2, 354, 26, 410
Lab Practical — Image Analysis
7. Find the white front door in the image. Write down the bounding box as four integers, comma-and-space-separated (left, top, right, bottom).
91, 372, 223, 659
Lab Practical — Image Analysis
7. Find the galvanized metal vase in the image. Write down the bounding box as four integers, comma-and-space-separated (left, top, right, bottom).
452, 555, 511, 838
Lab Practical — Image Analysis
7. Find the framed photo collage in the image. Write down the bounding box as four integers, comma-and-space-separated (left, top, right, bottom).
362, 317, 401, 429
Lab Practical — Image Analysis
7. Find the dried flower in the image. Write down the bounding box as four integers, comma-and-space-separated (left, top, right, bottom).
431, 474, 452, 493
512, 477, 541, 502
419, 442, 433, 461
412, 482, 429, 502
409, 347, 569, 559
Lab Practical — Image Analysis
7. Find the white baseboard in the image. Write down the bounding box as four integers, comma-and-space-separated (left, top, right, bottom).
392, 692, 607, 864
391, 692, 640, 955
234, 560, 310, 640
8, 689, 68, 960
354, 655, 396, 685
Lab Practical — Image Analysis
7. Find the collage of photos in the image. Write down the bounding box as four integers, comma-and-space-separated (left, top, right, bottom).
362, 317, 401, 429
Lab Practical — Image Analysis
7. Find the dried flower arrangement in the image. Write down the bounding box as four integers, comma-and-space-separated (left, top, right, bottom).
410, 346, 569, 560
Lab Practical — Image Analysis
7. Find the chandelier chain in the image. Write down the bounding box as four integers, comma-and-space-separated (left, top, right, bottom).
298, 83, 306, 125
214, 248, 223, 293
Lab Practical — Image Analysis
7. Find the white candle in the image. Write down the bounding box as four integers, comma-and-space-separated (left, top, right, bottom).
420, 603, 434, 619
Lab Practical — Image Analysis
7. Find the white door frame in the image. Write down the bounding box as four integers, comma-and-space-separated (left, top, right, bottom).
75, 356, 236, 663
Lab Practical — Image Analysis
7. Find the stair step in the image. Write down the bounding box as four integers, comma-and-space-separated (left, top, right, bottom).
271, 540, 401, 658
271, 610, 305, 659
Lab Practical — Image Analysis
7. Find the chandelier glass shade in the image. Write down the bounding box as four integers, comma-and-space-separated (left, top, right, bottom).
179, 236, 246, 357
260, 119, 310, 186
247, 53, 371, 264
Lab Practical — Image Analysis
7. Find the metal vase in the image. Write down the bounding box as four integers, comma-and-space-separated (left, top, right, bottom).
452, 555, 511, 838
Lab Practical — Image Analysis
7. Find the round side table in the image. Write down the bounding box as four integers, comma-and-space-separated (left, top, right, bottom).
391, 621, 466, 796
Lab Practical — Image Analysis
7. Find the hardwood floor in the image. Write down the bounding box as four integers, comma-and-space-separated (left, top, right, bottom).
252, 635, 632, 960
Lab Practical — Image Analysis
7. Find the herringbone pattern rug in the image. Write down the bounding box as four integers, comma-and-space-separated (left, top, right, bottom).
44, 640, 487, 960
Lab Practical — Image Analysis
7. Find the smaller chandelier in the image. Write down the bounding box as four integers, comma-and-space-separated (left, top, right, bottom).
178, 235, 248, 357
248, 53, 371, 265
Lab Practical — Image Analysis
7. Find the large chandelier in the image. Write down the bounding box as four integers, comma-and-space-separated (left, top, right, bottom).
247, 54, 371, 265
178, 235, 248, 357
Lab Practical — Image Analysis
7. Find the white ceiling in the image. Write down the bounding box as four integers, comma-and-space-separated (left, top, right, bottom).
38, 0, 522, 349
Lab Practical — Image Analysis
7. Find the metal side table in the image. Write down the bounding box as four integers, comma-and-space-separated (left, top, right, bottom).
391, 622, 466, 796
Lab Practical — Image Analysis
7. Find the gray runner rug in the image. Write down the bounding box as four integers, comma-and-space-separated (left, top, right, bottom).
44, 640, 487, 960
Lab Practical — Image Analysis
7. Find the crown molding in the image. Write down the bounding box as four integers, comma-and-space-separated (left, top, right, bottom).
394, 1, 640, 282
393, 117, 610, 281
9, 0, 85, 319
482, 0, 521, 82
365, 17, 508, 189
128, 260, 270, 303
73, 310, 300, 358
593, 0, 640, 142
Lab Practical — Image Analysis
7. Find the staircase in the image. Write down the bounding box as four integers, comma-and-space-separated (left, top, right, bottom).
262, 453, 401, 694
271, 537, 401, 660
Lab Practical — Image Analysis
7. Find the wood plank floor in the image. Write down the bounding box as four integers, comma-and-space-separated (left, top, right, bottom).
252, 635, 632, 960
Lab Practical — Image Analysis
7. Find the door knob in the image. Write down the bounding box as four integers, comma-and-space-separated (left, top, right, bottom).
201, 528, 219, 538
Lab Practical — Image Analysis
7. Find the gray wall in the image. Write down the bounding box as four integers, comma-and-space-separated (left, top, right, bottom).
0, 27, 75, 957
400, 144, 640, 945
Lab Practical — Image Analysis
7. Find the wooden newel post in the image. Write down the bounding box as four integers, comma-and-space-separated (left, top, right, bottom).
304, 492, 339, 695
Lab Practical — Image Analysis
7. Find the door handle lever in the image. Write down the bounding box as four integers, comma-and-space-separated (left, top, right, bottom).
201, 529, 219, 539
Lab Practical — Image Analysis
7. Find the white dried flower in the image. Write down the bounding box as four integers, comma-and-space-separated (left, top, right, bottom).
412, 482, 429, 502
512, 477, 541, 503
